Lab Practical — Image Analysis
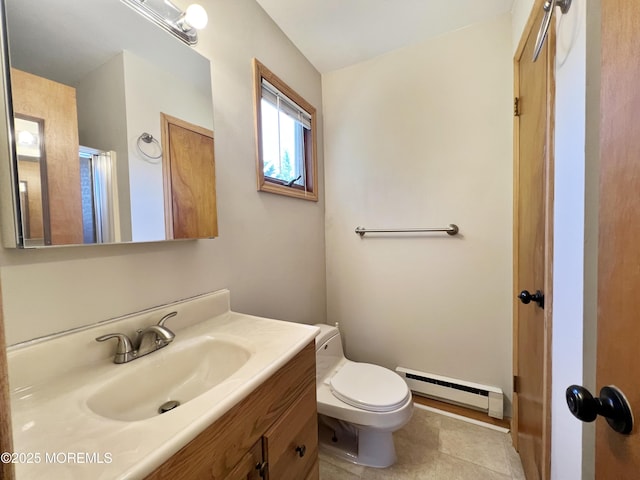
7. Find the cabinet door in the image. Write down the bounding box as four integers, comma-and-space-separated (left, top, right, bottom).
303, 460, 319, 480
263, 384, 318, 480
223, 440, 263, 480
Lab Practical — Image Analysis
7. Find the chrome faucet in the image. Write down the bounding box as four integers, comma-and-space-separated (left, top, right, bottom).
136, 312, 176, 356
96, 311, 177, 364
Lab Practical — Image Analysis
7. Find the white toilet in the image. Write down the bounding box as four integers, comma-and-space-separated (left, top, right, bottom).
314, 323, 413, 468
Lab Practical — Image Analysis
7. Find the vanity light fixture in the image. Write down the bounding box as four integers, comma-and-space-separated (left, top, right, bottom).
17, 130, 36, 147
120, 0, 208, 46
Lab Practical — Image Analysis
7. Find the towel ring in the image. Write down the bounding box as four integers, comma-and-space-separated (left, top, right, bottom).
137, 132, 163, 162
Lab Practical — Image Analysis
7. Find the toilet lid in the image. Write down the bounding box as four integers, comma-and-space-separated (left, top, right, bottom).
329, 362, 410, 412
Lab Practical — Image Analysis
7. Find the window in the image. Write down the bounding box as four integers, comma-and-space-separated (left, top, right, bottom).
253, 59, 318, 201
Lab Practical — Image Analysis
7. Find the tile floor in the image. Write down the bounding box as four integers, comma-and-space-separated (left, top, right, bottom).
319, 406, 525, 480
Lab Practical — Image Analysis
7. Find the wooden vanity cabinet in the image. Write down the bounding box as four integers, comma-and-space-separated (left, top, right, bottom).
304, 462, 320, 480
145, 341, 318, 480
262, 383, 317, 480
222, 441, 263, 480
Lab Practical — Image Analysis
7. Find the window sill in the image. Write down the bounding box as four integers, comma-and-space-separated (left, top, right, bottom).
258, 180, 318, 202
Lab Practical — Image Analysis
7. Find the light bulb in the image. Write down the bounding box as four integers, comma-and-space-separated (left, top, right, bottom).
184, 4, 208, 30
17, 130, 35, 146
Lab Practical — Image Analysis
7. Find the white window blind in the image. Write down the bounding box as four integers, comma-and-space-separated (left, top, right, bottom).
261, 79, 312, 130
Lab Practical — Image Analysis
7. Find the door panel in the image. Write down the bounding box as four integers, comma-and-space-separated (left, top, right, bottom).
12, 69, 83, 245
514, 5, 553, 479
161, 113, 217, 239
596, 0, 640, 474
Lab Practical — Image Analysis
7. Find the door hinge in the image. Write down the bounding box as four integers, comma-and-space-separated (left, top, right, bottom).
514, 97, 520, 117
513, 375, 520, 393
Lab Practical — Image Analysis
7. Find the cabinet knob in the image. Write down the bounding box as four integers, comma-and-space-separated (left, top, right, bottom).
295, 445, 306, 458
518, 289, 545, 309
255, 461, 268, 477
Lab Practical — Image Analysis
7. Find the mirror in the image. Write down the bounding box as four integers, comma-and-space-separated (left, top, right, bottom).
15, 115, 49, 246
3, 0, 216, 247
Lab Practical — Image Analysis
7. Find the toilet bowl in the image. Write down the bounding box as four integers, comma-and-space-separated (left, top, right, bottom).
314, 324, 413, 468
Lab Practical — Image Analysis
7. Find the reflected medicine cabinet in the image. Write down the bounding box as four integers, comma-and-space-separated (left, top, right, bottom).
0, 0, 217, 248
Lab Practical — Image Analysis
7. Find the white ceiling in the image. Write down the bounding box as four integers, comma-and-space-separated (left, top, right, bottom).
255, 0, 515, 73
6, 0, 210, 94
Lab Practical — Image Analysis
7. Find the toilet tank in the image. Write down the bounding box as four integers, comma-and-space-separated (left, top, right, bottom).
315, 324, 345, 381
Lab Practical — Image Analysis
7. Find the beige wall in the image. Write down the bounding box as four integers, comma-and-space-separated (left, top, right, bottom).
323, 14, 514, 410
0, 0, 326, 345
512, 0, 536, 53
76, 53, 132, 241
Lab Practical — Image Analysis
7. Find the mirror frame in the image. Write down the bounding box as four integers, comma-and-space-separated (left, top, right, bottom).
0, 0, 22, 249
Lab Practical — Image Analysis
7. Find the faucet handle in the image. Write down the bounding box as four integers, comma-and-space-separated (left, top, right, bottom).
158, 311, 177, 327
96, 333, 135, 364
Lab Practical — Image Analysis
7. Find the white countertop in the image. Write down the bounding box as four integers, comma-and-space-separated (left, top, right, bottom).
7, 290, 319, 479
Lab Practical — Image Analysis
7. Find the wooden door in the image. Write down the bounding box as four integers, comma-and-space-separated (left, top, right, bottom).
595, 0, 640, 475
11, 69, 83, 245
161, 113, 217, 239
513, 4, 555, 479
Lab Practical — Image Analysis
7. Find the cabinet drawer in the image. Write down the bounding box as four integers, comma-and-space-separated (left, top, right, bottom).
264, 384, 317, 480
223, 440, 263, 480
304, 460, 319, 480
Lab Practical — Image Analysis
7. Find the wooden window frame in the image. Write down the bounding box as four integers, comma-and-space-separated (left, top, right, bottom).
252, 59, 318, 202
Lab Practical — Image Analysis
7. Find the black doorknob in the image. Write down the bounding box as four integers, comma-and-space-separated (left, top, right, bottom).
518, 290, 545, 309
566, 385, 633, 434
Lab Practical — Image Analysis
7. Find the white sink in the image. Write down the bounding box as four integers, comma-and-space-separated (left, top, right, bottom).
86, 337, 251, 421
8, 289, 320, 480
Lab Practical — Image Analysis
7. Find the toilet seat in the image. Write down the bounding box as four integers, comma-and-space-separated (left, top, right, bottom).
329, 362, 410, 412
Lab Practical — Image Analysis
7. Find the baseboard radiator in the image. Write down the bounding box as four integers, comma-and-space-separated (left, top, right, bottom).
396, 367, 504, 420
